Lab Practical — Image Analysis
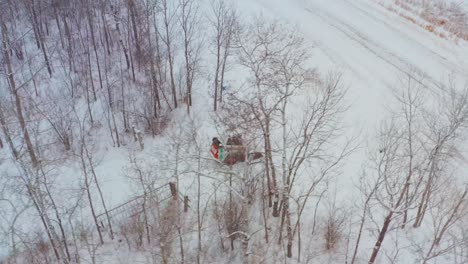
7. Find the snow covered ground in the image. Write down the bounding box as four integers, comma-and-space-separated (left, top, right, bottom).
36, 0, 468, 214
1, 0, 468, 263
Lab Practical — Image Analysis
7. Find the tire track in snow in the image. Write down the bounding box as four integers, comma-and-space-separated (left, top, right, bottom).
304, 5, 443, 91
251, 0, 366, 80
341, 0, 467, 77
311, 39, 367, 80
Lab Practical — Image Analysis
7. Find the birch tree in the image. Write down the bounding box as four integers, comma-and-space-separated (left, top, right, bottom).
210, 0, 238, 111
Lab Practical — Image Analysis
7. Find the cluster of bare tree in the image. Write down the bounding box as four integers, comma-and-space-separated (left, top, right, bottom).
213, 17, 355, 262
0, 0, 209, 157
0, 0, 205, 262
353, 76, 468, 264
2, 0, 468, 263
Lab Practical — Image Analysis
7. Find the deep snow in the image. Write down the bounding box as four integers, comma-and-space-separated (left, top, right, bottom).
1, 0, 468, 262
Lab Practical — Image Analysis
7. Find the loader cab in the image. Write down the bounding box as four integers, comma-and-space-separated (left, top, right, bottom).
211, 135, 246, 165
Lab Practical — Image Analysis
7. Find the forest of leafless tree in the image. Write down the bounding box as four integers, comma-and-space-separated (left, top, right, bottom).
1, 0, 468, 263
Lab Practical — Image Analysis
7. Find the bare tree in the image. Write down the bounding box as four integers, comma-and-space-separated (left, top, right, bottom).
233, 18, 352, 258
76, 114, 114, 244
1, 12, 39, 167
31, 87, 75, 151
179, 0, 201, 114
234, 18, 284, 215
413, 81, 468, 228
421, 184, 468, 264
110, 3, 131, 69
209, 0, 238, 111
0, 97, 19, 159
158, 0, 179, 108
366, 77, 468, 263
0, 187, 30, 262
366, 102, 424, 263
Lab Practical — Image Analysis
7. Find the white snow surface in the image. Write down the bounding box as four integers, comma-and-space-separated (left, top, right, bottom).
1, 0, 468, 263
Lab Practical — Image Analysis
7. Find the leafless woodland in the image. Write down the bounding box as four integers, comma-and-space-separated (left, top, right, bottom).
0, 0, 468, 263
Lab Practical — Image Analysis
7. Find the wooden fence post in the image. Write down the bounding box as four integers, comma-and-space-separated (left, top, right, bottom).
169, 182, 177, 200
184, 196, 189, 212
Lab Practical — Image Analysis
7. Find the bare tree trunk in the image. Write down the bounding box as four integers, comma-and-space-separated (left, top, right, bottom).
30, 0, 52, 76
111, 4, 130, 69
210, 0, 236, 109
127, 15, 136, 82
85, 77, 94, 124
218, 7, 236, 104
39, 168, 72, 262
62, 15, 73, 72
368, 212, 393, 264
177, 223, 185, 264
84, 142, 114, 239
180, 0, 199, 113
196, 152, 202, 264
80, 142, 104, 244
0, 103, 19, 159
279, 87, 294, 257
264, 119, 279, 216
127, 0, 141, 69
153, 13, 173, 110
103, 50, 120, 147
99, 0, 111, 56
414, 165, 435, 227
1, 18, 39, 167
351, 181, 380, 264
26, 184, 63, 263
145, 7, 161, 121
86, 46, 97, 101
31, 15, 41, 48
422, 186, 467, 263
119, 58, 129, 132
87, 3, 104, 91
160, 0, 178, 108
261, 171, 269, 243
369, 172, 412, 263
53, 4, 65, 49
38, 26, 52, 77
134, 161, 151, 244
213, 39, 220, 111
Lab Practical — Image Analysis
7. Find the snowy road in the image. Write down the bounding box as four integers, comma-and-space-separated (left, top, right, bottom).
310, 0, 467, 80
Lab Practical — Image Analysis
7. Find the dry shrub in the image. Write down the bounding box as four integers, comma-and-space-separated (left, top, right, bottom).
425, 25, 435, 32
389, 0, 468, 40
155, 200, 179, 262
23, 236, 52, 264
324, 207, 346, 251
212, 196, 244, 251
212, 198, 227, 252
401, 14, 417, 24
22, 248, 38, 264
152, 115, 170, 135
224, 200, 243, 250
115, 198, 179, 263
396, 1, 413, 12
36, 239, 50, 257
79, 228, 91, 243
120, 213, 146, 250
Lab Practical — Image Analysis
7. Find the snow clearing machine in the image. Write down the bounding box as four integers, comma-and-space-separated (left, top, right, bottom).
210, 135, 263, 165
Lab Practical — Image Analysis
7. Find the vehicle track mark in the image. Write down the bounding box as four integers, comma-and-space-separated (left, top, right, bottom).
305, 4, 442, 91
341, 0, 467, 76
